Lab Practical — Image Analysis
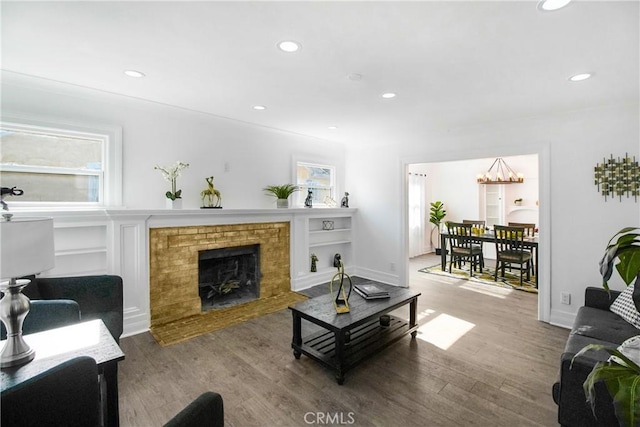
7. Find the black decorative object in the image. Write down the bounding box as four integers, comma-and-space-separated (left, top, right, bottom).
0, 187, 24, 211
341, 192, 349, 208
594, 153, 639, 202
322, 220, 334, 230
304, 190, 313, 208
330, 254, 352, 314
310, 253, 318, 272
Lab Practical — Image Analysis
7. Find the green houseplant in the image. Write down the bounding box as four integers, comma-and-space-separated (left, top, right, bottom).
429, 201, 447, 255
573, 227, 640, 427
263, 184, 299, 208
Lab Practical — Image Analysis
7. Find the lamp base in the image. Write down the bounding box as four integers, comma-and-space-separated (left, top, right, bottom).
0, 278, 35, 368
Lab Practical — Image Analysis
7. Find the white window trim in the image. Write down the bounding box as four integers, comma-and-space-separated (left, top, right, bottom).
1, 114, 122, 208
293, 157, 337, 207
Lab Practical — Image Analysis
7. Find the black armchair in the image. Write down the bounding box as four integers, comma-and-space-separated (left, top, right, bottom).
1, 356, 100, 427
1, 299, 80, 340
164, 392, 225, 427
23, 275, 123, 343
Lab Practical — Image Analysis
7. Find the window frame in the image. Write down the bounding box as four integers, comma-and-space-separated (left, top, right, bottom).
294, 160, 337, 207
0, 115, 122, 208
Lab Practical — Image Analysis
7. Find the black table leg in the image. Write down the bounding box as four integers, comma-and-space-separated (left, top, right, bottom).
292, 312, 302, 359
102, 363, 120, 427
440, 233, 447, 270
334, 331, 346, 385
410, 298, 418, 338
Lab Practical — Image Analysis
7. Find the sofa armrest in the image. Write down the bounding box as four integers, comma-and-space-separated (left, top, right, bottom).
32, 275, 123, 342
164, 392, 224, 427
584, 287, 620, 311
557, 352, 617, 426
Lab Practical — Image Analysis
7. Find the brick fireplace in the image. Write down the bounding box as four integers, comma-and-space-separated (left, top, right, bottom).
148, 221, 305, 344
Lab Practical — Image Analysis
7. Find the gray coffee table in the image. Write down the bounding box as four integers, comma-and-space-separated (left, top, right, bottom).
289, 281, 420, 384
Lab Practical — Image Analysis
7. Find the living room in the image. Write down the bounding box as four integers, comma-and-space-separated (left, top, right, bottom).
1, 1, 638, 426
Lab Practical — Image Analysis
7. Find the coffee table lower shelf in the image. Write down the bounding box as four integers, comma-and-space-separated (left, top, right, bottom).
292, 315, 417, 384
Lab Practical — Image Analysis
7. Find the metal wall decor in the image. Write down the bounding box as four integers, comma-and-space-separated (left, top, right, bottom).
594, 153, 640, 202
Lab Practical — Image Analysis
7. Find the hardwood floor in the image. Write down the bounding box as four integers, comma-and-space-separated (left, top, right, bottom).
118, 255, 569, 426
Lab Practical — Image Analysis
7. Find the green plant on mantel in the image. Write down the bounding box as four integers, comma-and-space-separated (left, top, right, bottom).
573, 227, 640, 427
263, 184, 299, 199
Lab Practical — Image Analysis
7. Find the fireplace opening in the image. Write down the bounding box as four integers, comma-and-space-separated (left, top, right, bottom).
198, 244, 260, 311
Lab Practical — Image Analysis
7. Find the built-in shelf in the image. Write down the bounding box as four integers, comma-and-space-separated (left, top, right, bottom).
309, 240, 352, 248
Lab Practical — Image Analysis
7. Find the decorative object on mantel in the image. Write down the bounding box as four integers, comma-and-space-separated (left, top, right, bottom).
477, 157, 524, 184
594, 153, 639, 202
0, 213, 55, 367
0, 187, 24, 211
200, 176, 222, 209
310, 253, 318, 272
322, 220, 334, 230
263, 184, 299, 208
154, 161, 189, 209
573, 227, 640, 427
330, 253, 352, 314
304, 190, 313, 208
323, 196, 337, 207
341, 192, 350, 208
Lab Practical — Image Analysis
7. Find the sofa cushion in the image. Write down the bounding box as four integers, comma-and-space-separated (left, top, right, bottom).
571, 306, 639, 345
610, 283, 640, 329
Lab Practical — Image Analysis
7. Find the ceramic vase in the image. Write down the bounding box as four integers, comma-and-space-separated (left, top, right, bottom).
166, 198, 183, 209
276, 199, 289, 208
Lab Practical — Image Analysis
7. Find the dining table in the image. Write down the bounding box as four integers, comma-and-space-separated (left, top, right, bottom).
439, 230, 539, 286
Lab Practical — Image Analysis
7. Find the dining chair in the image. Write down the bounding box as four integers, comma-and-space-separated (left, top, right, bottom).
508, 222, 536, 275
494, 225, 532, 286
446, 221, 483, 277
462, 219, 486, 269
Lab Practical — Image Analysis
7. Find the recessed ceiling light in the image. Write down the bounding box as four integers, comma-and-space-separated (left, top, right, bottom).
381, 92, 397, 99
124, 70, 145, 78
538, 0, 571, 11
252, 105, 267, 110
569, 73, 593, 82
277, 40, 301, 53
328, 126, 338, 130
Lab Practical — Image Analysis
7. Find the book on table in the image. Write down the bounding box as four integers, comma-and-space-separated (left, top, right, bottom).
354, 283, 390, 299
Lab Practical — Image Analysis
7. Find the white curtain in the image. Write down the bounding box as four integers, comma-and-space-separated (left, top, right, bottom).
408, 173, 427, 258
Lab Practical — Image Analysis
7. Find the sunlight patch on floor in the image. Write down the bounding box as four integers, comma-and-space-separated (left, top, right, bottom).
460, 281, 513, 299
416, 313, 475, 350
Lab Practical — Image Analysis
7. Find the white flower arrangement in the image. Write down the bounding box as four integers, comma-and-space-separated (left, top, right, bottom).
154, 161, 189, 200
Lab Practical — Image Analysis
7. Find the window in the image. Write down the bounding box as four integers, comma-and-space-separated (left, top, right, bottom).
0, 117, 122, 207
295, 162, 336, 206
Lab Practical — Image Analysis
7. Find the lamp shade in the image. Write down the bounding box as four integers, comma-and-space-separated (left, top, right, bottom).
0, 217, 55, 279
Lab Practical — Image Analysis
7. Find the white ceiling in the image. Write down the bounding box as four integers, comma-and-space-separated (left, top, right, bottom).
2, 1, 638, 146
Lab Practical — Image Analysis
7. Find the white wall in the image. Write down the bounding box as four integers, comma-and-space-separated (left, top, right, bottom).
347, 103, 639, 328
1, 73, 347, 209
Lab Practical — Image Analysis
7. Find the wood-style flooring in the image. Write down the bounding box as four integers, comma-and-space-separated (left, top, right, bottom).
118, 255, 569, 426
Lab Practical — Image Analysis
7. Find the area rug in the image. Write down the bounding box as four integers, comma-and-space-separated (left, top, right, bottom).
418, 263, 538, 293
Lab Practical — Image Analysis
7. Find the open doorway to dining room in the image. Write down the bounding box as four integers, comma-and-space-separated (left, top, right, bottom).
407, 154, 541, 315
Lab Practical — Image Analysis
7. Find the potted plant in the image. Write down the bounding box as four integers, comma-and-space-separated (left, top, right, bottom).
154, 161, 189, 209
429, 201, 447, 255
263, 184, 299, 208
573, 227, 640, 427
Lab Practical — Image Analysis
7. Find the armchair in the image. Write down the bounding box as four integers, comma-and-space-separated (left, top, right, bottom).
1, 356, 100, 427
22, 275, 123, 343
164, 392, 225, 427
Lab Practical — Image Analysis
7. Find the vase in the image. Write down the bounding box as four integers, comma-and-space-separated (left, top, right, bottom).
276, 199, 289, 209
166, 198, 183, 209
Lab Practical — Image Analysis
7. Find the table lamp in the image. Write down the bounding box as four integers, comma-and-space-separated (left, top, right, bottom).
0, 216, 55, 368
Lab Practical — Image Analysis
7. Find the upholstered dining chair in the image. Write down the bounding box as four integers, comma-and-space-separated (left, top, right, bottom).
446, 222, 483, 277
494, 225, 532, 286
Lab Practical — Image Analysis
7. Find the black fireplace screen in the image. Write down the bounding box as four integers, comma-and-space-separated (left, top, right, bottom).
198, 244, 260, 311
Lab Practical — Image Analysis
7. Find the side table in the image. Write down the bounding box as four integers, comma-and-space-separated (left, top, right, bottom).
1, 319, 125, 426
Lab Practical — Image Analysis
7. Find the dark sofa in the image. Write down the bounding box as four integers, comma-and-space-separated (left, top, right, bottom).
553, 286, 639, 426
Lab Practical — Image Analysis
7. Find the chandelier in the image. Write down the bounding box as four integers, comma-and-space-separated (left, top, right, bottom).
477, 157, 524, 184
